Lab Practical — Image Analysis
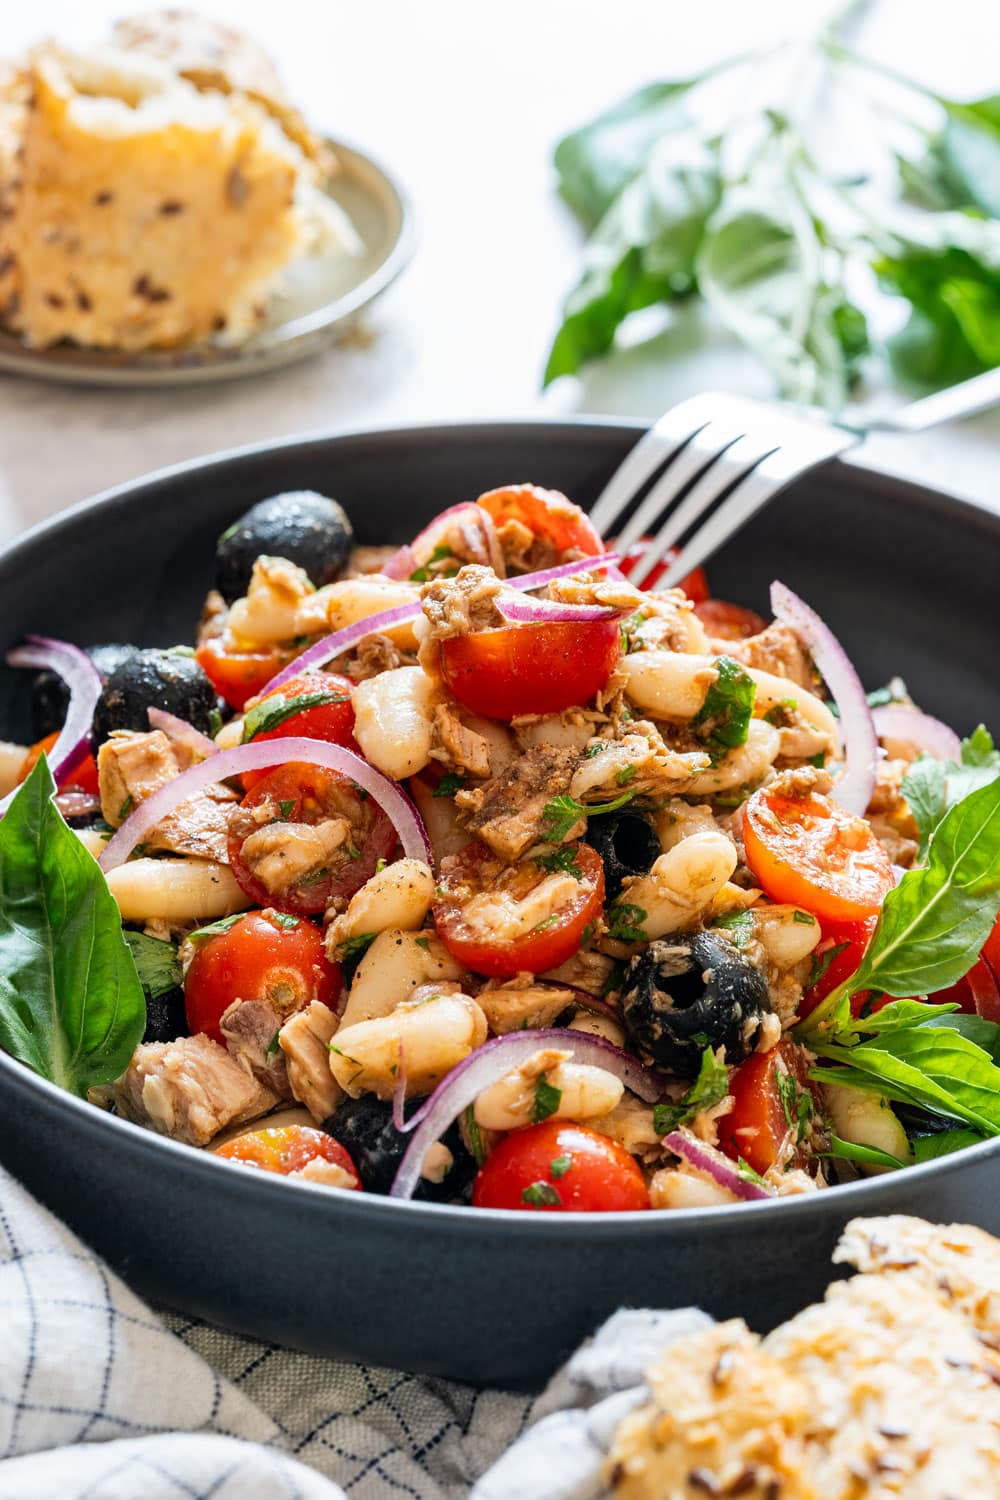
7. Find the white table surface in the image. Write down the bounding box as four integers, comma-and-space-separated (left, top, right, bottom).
1, 0, 998, 543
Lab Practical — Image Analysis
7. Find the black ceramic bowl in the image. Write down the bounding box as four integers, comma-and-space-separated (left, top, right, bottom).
1, 420, 999, 1387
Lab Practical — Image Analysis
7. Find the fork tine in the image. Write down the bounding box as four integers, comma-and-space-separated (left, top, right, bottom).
587, 393, 720, 537
625, 428, 778, 587
656, 427, 858, 589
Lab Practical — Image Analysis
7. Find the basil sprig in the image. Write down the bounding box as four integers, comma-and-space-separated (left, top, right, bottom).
903, 724, 999, 857
0, 758, 145, 1097
799, 773, 1000, 1043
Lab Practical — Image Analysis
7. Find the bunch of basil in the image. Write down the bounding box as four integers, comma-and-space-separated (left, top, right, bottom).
546, 47, 1000, 407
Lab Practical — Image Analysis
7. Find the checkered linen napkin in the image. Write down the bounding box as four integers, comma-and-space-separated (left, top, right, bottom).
0, 1164, 709, 1499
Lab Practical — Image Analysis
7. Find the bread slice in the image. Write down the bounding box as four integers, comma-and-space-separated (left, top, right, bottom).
0, 40, 352, 350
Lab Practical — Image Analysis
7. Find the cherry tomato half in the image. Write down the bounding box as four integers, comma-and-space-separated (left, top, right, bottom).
228, 763, 397, 915
196, 635, 290, 712
617, 539, 710, 602
476, 484, 605, 562
240, 670, 357, 791
472, 1121, 650, 1212
215, 1124, 360, 1186
20, 732, 100, 795
798, 915, 876, 1020
439, 617, 620, 720
743, 785, 894, 924
184, 908, 341, 1043
694, 599, 768, 641
433, 840, 604, 978
717, 1039, 819, 1177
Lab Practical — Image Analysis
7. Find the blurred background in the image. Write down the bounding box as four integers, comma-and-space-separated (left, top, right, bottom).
1, 0, 998, 541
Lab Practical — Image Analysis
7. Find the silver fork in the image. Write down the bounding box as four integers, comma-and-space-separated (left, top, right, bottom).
589, 367, 1000, 589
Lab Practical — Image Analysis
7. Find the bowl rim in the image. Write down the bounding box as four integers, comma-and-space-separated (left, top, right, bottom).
2, 413, 999, 1234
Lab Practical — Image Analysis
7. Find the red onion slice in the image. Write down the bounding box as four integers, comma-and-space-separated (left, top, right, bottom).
147, 707, 219, 760
871, 705, 961, 762
495, 593, 620, 625
664, 1129, 774, 1202
264, 602, 422, 694
0, 636, 102, 817
770, 581, 878, 817
263, 553, 623, 694
509, 554, 620, 591
98, 736, 432, 872
389, 1027, 661, 1201
383, 503, 504, 581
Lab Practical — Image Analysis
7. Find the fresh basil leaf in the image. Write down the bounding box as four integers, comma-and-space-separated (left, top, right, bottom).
696, 192, 869, 408
812, 1026, 1000, 1135
692, 655, 756, 754
554, 80, 703, 228
122, 931, 182, 1000
545, 133, 722, 383
825, 1135, 905, 1171
0, 758, 145, 1097
653, 1046, 729, 1135
922, 1011, 1000, 1065
912, 1126, 986, 1163
242, 689, 346, 744
904, 726, 1000, 857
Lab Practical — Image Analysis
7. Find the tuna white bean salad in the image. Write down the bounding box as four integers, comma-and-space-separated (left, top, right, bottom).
1, 483, 999, 1213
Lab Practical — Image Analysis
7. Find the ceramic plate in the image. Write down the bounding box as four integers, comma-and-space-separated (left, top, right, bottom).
0, 139, 415, 388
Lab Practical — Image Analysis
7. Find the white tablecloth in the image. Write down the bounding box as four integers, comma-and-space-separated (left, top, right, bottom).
0, 1165, 710, 1499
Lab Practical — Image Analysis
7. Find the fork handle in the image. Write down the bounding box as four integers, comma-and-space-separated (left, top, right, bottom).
863, 366, 1000, 434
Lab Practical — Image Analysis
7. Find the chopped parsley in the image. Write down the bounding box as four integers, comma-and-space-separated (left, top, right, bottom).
122, 931, 182, 999
521, 1180, 562, 1207
653, 1047, 729, 1135
549, 1154, 572, 1178
464, 1105, 487, 1167
774, 1066, 814, 1143
277, 799, 295, 820
792, 910, 817, 925
265, 1031, 281, 1061
736, 1157, 768, 1187
299, 868, 329, 888
340, 931, 376, 983
433, 771, 466, 798
409, 543, 455, 584
615, 764, 638, 787
270, 912, 300, 930
532, 914, 561, 933
415, 935, 430, 950
208, 707, 223, 738
582, 742, 607, 759
535, 846, 582, 878
532, 1073, 563, 1123
580, 920, 597, 945
187, 912, 244, 945
118, 795, 133, 821
692, 655, 756, 756
541, 790, 635, 843
606, 902, 647, 943
711, 909, 754, 948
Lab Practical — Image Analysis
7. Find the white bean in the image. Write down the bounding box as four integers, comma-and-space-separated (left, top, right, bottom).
683, 719, 781, 796
0, 741, 27, 796
473, 1049, 624, 1131
329, 992, 488, 1098
352, 666, 437, 780
106, 857, 249, 924
338, 928, 465, 1028
622, 651, 718, 721
295, 576, 421, 650
227, 557, 314, 646
326, 860, 435, 955
746, 668, 839, 754
653, 800, 718, 853
751, 904, 822, 968
649, 1167, 736, 1209
618, 830, 737, 940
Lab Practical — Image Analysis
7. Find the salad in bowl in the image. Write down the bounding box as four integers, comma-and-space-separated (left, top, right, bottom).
0, 481, 998, 1215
